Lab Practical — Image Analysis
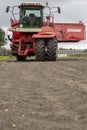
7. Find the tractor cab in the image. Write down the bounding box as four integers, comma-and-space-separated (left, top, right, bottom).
19, 3, 44, 28
6, 2, 44, 29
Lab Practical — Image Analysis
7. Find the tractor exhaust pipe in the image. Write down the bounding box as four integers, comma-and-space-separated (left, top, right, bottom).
46, 0, 48, 5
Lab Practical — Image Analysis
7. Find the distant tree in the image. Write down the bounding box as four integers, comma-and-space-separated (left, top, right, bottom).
0, 28, 6, 47
0, 47, 11, 56
84, 49, 87, 53
59, 48, 63, 50
70, 48, 72, 50
59, 48, 66, 50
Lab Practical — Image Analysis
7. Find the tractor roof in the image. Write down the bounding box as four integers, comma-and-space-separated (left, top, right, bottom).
20, 2, 44, 7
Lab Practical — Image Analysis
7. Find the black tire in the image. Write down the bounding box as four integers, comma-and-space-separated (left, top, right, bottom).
46, 38, 58, 61
36, 39, 45, 61
16, 56, 26, 61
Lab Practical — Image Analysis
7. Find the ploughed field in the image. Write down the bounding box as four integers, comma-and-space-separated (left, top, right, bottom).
0, 58, 87, 130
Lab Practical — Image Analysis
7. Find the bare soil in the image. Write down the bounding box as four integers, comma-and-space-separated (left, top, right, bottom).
0, 58, 87, 130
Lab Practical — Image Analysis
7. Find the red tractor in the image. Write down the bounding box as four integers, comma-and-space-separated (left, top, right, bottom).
6, 2, 60, 61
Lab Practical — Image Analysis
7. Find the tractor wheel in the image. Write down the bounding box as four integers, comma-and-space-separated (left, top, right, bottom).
16, 56, 26, 61
46, 38, 58, 61
36, 39, 45, 61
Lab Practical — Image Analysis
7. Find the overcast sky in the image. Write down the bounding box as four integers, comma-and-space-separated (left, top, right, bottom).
1, 0, 87, 49
0, 0, 87, 27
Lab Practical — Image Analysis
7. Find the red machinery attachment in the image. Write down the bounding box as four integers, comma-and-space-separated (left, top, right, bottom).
54, 22, 86, 42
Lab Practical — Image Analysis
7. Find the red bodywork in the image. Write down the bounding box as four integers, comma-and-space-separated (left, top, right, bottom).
54, 22, 86, 42
9, 17, 57, 57
9, 18, 86, 57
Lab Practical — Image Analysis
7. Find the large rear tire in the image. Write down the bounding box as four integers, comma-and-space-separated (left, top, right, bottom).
46, 38, 58, 61
36, 39, 45, 61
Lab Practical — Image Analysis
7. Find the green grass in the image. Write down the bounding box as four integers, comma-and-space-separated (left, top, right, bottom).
68, 54, 87, 58
0, 56, 15, 61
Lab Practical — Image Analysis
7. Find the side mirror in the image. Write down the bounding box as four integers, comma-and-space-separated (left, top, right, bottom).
58, 7, 61, 14
6, 6, 9, 13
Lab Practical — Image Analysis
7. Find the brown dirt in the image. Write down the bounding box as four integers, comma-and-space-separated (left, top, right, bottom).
0, 58, 87, 130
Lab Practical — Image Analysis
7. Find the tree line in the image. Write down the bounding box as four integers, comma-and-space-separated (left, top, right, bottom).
0, 27, 10, 56
0, 27, 6, 46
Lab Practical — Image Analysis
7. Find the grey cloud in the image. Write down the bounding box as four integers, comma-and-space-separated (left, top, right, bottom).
0, 0, 87, 28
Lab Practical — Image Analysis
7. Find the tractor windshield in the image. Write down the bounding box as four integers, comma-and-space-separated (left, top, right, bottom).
20, 7, 43, 28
